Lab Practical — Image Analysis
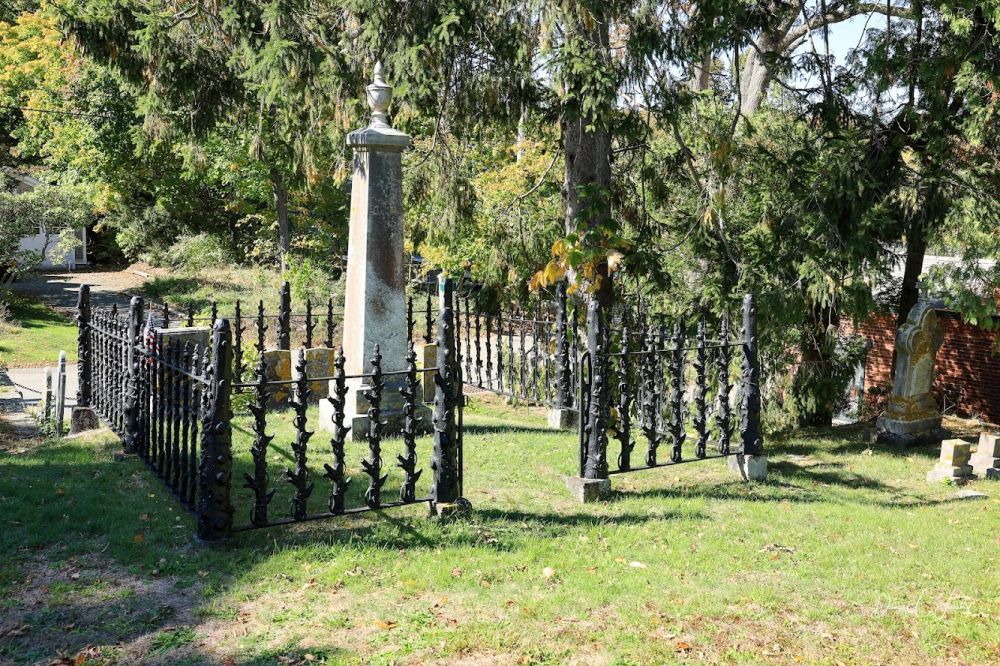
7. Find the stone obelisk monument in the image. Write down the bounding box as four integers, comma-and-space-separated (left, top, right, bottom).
320, 63, 429, 437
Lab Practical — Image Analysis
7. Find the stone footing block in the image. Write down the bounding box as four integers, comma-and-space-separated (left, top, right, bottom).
69, 406, 100, 434
928, 439, 976, 484
565, 476, 611, 503
547, 407, 578, 430
728, 454, 769, 481
926, 464, 975, 484
432, 498, 473, 519
970, 432, 1000, 479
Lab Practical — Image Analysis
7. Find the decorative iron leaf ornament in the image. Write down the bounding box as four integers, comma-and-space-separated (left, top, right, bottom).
244, 352, 275, 526
397, 344, 423, 502
284, 349, 314, 520
362, 345, 388, 508
323, 348, 352, 513
693, 318, 708, 459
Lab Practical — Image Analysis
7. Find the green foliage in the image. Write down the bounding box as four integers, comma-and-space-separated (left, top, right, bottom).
161, 234, 236, 272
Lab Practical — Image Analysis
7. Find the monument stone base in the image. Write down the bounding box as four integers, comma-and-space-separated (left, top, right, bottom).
876, 402, 945, 446
970, 432, 1000, 479
926, 439, 975, 484
318, 374, 432, 440
69, 406, 100, 434
728, 453, 769, 481
565, 476, 611, 503
547, 407, 577, 430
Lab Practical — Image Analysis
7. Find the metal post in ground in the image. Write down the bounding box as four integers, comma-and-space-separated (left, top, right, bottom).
71, 285, 101, 434
196, 319, 235, 541
730, 294, 767, 481
566, 299, 612, 503
548, 279, 577, 429
430, 279, 468, 517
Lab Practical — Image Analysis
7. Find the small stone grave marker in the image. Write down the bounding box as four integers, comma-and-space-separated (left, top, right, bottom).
926, 439, 975, 484
969, 431, 1000, 480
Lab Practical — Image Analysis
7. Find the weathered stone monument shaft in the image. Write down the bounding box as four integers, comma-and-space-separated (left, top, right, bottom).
319, 63, 428, 436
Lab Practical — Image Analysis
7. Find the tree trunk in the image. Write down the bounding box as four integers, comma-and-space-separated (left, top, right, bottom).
563, 117, 613, 308
561, 11, 614, 309
896, 221, 927, 330
270, 166, 290, 271
739, 47, 774, 117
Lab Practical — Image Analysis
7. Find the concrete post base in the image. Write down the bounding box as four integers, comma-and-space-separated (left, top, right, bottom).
431, 498, 473, 519
565, 476, 612, 503
728, 453, 769, 481
547, 407, 578, 430
69, 406, 100, 434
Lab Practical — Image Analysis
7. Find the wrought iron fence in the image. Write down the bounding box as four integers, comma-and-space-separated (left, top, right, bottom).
77, 284, 466, 541
577, 294, 764, 479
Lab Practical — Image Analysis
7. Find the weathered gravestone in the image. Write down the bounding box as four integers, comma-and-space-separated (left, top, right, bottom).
876, 296, 945, 445
926, 439, 975, 484
318, 63, 431, 438
261, 349, 292, 408
970, 431, 1000, 479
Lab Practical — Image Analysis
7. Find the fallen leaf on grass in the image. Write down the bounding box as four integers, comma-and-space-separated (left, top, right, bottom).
375, 619, 397, 630
675, 640, 692, 652
450, 567, 462, 577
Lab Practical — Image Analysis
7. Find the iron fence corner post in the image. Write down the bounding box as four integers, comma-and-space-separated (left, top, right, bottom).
123, 296, 144, 453
197, 319, 234, 541
431, 279, 462, 507
583, 300, 609, 480
740, 294, 764, 456
76, 284, 92, 407
278, 281, 291, 350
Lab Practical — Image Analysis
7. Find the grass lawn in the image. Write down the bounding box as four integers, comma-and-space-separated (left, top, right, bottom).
0, 292, 78, 368
1, 398, 998, 665
137, 266, 345, 321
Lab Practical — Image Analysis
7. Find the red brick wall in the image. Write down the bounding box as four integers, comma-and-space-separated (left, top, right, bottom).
844, 311, 1000, 423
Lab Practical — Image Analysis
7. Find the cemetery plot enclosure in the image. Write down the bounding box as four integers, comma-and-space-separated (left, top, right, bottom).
76, 285, 465, 540
577, 294, 764, 481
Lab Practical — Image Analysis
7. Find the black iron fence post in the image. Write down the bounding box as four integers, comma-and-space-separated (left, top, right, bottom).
197, 319, 235, 541
278, 281, 291, 350
123, 297, 144, 453
431, 280, 463, 510
554, 280, 572, 409
76, 285, 92, 407
582, 300, 609, 480
739, 294, 764, 456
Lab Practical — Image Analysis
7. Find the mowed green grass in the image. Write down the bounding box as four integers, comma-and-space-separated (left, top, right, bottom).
1, 399, 998, 665
0, 293, 78, 367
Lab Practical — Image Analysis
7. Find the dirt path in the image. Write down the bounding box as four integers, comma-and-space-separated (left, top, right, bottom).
9, 264, 158, 314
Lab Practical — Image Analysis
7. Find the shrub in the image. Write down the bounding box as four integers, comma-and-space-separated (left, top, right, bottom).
163, 233, 234, 271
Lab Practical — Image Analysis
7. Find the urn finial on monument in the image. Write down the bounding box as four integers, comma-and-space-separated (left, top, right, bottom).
347, 62, 410, 152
